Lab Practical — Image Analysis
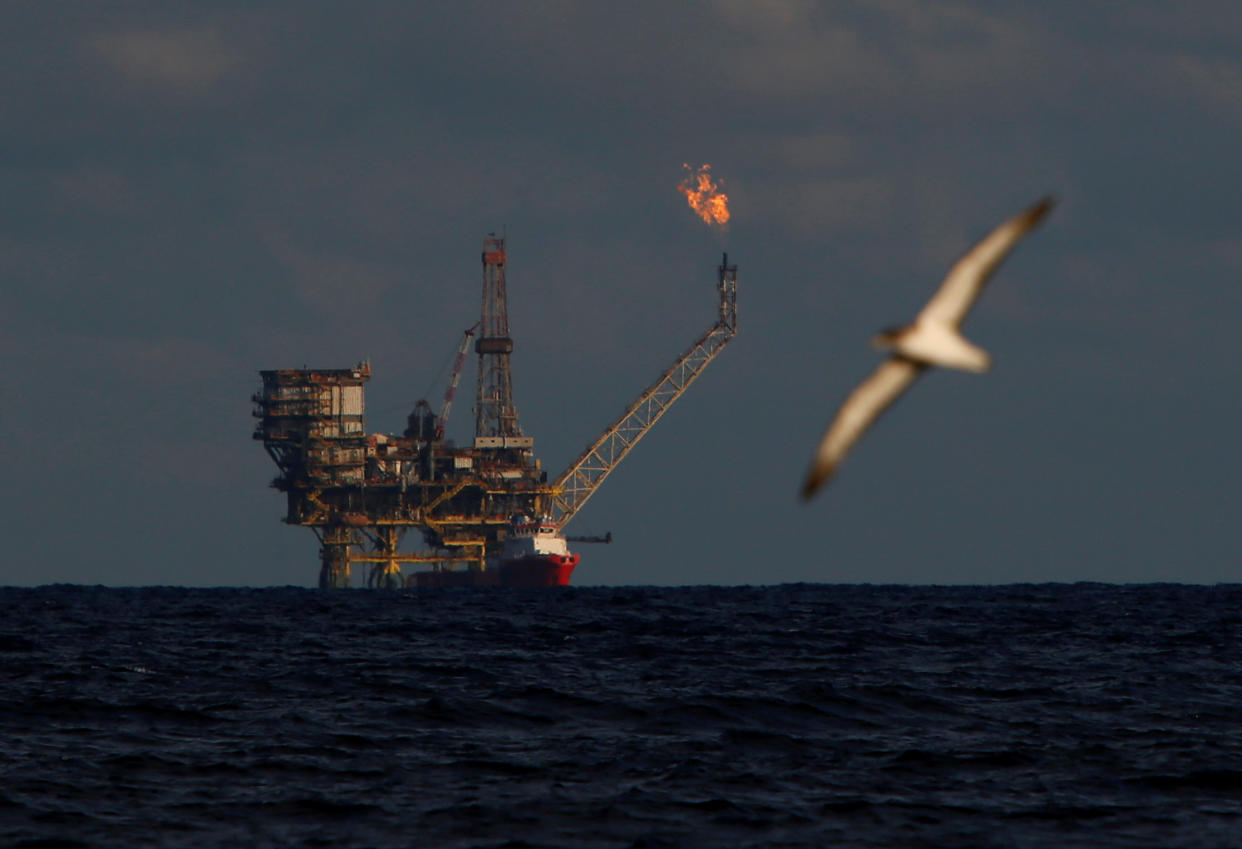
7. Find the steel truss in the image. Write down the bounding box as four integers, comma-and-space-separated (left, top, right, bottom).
549, 254, 737, 527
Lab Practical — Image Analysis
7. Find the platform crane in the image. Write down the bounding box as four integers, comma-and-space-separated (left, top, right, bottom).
404, 323, 478, 443
436, 323, 478, 439
548, 253, 738, 528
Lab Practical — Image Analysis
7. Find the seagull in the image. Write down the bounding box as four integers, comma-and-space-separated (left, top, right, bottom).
800, 196, 1055, 500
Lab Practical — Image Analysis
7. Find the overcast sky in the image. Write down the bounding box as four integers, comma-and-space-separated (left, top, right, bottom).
3, 2, 1241, 586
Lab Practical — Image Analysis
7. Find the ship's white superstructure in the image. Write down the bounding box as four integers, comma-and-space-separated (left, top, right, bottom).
502, 516, 571, 558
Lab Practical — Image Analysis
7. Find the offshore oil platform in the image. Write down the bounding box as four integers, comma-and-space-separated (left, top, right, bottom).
253, 237, 737, 588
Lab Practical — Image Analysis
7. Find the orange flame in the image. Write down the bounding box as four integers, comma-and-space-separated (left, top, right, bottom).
677, 163, 730, 227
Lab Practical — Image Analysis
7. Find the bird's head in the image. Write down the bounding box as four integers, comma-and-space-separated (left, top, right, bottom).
871, 325, 908, 350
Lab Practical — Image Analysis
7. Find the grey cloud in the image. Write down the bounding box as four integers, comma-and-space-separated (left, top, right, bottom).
4, 2, 1242, 586
1171, 54, 1242, 116
92, 27, 242, 90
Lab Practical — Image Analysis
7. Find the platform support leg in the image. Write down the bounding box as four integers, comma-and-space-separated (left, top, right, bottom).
368, 527, 405, 589
319, 528, 353, 588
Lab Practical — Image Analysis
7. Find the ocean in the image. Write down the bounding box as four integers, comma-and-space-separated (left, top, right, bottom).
2, 583, 1241, 848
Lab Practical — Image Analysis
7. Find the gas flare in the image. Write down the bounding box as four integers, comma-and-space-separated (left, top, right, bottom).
678, 163, 730, 227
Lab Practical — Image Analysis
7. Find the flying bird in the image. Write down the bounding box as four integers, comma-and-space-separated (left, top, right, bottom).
800, 196, 1055, 500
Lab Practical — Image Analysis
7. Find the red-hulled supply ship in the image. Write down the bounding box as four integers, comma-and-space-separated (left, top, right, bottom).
410, 515, 578, 589
498, 515, 579, 585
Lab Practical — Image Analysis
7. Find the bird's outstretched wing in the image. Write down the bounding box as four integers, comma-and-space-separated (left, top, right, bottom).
918, 197, 1055, 328
801, 357, 927, 499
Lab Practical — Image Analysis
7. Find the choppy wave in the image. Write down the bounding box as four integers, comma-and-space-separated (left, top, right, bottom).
3, 583, 1242, 847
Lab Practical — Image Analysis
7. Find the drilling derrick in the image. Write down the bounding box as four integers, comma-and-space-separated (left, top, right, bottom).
467, 236, 543, 531
475, 237, 524, 441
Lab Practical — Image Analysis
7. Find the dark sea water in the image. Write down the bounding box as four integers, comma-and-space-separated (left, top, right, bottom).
3, 583, 1242, 848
